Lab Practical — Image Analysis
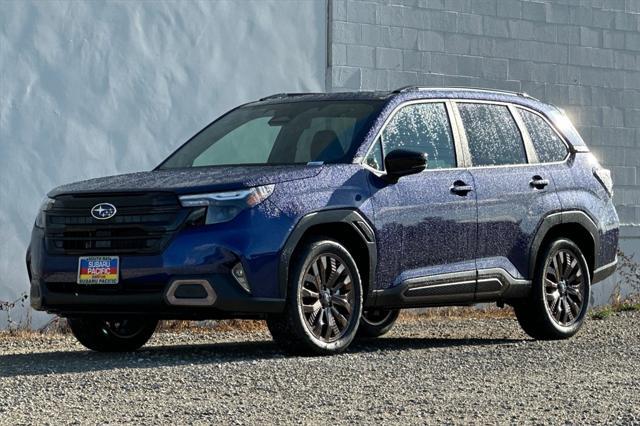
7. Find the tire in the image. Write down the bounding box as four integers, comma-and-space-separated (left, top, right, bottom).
68, 318, 158, 352
514, 238, 591, 340
357, 309, 400, 338
267, 237, 363, 355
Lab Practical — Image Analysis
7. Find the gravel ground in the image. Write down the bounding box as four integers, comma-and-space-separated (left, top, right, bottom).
1, 311, 639, 425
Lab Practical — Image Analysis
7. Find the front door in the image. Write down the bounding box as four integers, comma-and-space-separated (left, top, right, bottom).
365, 101, 477, 305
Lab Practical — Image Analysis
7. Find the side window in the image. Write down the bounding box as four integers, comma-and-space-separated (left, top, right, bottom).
458, 103, 527, 167
519, 108, 568, 163
382, 103, 456, 169
364, 138, 384, 171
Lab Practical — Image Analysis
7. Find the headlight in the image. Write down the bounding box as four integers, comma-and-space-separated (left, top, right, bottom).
179, 184, 274, 225
34, 197, 55, 228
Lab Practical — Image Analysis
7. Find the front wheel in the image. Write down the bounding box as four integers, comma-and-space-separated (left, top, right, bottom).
357, 309, 400, 338
514, 238, 590, 340
68, 318, 158, 352
267, 237, 363, 355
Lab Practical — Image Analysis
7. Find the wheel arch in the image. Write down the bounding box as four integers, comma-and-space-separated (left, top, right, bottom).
529, 211, 599, 280
279, 209, 377, 305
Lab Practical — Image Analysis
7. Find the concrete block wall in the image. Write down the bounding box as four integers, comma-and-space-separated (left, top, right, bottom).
328, 0, 639, 303
328, 0, 639, 242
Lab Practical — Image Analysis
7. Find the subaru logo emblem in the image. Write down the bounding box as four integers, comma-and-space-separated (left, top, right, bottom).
91, 203, 117, 220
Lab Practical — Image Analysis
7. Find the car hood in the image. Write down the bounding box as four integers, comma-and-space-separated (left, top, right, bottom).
48, 165, 323, 197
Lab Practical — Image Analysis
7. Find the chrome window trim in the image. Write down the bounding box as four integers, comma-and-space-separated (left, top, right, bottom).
451, 99, 572, 170
358, 97, 573, 175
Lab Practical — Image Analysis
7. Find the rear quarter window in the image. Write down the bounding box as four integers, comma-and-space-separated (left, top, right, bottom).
518, 108, 569, 163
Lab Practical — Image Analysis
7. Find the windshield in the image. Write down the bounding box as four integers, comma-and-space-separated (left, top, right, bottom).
158, 100, 384, 169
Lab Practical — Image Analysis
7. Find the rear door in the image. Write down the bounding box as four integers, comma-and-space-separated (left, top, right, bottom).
453, 101, 561, 300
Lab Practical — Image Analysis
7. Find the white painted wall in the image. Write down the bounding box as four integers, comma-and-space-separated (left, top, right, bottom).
0, 0, 327, 328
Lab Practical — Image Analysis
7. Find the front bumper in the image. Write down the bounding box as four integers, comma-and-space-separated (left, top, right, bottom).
27, 219, 288, 319
29, 273, 284, 319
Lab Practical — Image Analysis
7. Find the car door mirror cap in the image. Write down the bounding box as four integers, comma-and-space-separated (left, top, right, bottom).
384, 149, 427, 182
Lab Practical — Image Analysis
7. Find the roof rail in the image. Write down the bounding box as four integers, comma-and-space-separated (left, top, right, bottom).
258, 92, 321, 101
392, 86, 539, 101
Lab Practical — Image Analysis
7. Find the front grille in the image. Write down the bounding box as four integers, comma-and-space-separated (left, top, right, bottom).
45, 192, 189, 255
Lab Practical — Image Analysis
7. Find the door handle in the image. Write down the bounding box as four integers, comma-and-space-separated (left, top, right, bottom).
450, 180, 473, 196
530, 175, 550, 189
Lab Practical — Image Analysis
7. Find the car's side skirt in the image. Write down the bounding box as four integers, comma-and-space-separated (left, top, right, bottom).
371, 268, 531, 309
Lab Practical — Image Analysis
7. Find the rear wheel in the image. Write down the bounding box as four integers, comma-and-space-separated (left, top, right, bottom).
357, 309, 400, 338
514, 238, 590, 340
68, 318, 158, 352
267, 237, 363, 355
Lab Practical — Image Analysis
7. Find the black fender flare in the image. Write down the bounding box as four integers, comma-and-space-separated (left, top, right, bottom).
528, 210, 600, 279
278, 209, 377, 304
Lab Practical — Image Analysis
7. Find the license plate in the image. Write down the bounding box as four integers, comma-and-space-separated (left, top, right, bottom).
77, 256, 119, 285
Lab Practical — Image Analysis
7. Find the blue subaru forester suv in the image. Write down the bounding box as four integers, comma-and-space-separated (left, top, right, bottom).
27, 87, 619, 354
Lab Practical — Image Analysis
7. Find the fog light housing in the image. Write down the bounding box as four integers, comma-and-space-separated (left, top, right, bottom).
232, 263, 251, 294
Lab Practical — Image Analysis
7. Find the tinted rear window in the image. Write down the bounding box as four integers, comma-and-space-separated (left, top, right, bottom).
519, 108, 568, 163
458, 103, 527, 167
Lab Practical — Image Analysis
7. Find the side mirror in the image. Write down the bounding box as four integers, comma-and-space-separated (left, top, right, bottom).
384, 149, 427, 181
